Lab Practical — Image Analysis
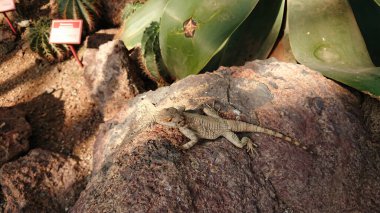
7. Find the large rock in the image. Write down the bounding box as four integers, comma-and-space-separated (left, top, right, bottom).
0, 149, 88, 212
362, 96, 380, 142
0, 107, 31, 167
84, 40, 143, 121
72, 59, 380, 212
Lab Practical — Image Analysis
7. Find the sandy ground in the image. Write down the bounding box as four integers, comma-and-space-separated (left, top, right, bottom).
0, 37, 102, 169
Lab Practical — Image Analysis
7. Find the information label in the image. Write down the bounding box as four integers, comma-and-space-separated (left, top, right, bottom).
49, 20, 83, 44
0, 0, 16, 12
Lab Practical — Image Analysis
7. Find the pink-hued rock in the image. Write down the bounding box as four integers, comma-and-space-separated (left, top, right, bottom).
84, 40, 143, 121
0, 107, 31, 167
362, 95, 380, 142
0, 149, 88, 212
73, 59, 380, 212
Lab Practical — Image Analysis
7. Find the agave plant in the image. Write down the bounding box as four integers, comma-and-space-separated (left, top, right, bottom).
121, 0, 380, 98
121, 2, 143, 21
28, 17, 69, 62
57, 0, 100, 32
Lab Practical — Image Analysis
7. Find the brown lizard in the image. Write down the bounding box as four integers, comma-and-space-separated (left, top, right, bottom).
154, 106, 306, 155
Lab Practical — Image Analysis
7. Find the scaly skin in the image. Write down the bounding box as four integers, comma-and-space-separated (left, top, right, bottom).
155, 106, 306, 156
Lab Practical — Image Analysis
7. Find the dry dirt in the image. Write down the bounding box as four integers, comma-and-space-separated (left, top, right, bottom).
0, 31, 102, 172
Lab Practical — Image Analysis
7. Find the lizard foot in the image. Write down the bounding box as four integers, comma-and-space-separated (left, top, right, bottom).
242, 137, 259, 157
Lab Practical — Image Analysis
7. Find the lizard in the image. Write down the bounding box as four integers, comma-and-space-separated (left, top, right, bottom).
154, 106, 307, 155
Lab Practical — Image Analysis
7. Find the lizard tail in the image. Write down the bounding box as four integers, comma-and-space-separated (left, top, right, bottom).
227, 120, 306, 149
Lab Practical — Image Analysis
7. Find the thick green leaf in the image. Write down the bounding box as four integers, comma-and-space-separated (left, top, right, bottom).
121, 0, 168, 49
121, 2, 143, 20
160, 0, 260, 79
288, 0, 380, 97
219, 0, 285, 66
373, 0, 380, 6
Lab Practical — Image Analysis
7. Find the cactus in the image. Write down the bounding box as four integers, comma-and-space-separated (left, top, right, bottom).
120, 0, 168, 50
121, 0, 380, 97
159, 0, 260, 79
138, 21, 170, 86
57, 0, 100, 32
28, 17, 69, 62
121, 0, 260, 80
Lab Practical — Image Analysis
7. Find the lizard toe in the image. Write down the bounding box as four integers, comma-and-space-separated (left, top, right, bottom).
243, 137, 259, 157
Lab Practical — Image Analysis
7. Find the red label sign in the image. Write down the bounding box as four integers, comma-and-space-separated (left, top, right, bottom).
49, 20, 83, 44
0, 0, 15, 12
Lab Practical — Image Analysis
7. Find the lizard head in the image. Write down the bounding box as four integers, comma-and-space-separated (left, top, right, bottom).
155, 107, 185, 127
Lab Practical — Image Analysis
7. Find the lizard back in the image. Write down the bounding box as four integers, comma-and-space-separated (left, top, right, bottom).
183, 112, 229, 139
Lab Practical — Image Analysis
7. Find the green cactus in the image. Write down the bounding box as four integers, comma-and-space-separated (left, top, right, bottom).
138, 21, 169, 86
121, 0, 168, 50
121, 0, 259, 80
121, 0, 380, 97
159, 0, 260, 79
57, 0, 100, 32
28, 17, 69, 62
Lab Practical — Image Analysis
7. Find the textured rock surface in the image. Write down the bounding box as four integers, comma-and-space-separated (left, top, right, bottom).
84, 40, 142, 121
0, 149, 88, 212
0, 107, 31, 167
73, 59, 380, 212
362, 95, 380, 142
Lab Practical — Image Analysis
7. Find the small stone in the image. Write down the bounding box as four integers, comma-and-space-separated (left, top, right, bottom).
17, 20, 31, 28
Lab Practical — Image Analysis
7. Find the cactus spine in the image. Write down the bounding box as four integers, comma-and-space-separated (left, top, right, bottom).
28, 17, 69, 62
58, 0, 100, 32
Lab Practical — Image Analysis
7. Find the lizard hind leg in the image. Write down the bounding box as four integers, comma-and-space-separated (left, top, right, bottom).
222, 131, 245, 148
242, 137, 259, 157
222, 131, 258, 156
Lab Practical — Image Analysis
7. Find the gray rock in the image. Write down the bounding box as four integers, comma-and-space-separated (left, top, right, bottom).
0, 107, 31, 167
83, 40, 143, 121
0, 149, 88, 212
73, 59, 380, 212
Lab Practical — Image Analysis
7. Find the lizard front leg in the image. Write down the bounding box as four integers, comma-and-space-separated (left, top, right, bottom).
203, 107, 221, 118
179, 127, 199, 149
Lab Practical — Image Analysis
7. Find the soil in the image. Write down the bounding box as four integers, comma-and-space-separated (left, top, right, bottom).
0, 27, 103, 208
